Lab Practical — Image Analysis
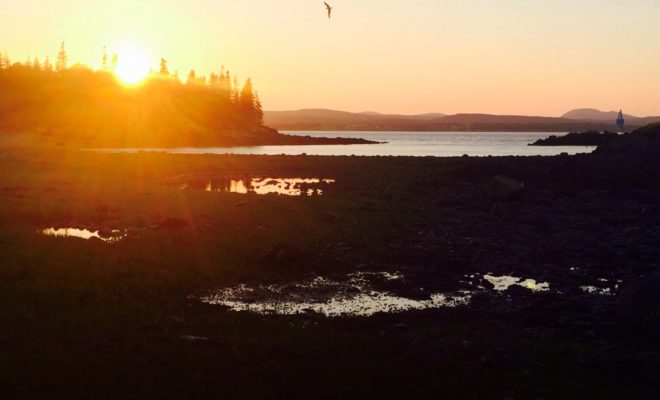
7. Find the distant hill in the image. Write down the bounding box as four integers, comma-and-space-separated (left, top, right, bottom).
265, 109, 653, 132
562, 109, 639, 121
264, 109, 447, 131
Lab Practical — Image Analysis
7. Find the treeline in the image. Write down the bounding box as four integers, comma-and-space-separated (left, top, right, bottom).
0, 43, 268, 147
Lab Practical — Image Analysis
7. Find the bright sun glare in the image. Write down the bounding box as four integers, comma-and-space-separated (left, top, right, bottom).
115, 47, 150, 85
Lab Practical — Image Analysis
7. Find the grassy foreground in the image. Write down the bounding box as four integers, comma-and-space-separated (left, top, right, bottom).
1, 145, 659, 399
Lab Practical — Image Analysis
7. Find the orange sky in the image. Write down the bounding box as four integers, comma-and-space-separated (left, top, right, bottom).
1, 0, 659, 116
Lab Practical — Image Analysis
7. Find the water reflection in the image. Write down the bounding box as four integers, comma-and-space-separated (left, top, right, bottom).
484, 274, 551, 292
198, 178, 336, 196
580, 286, 613, 296
41, 227, 126, 243
201, 273, 470, 318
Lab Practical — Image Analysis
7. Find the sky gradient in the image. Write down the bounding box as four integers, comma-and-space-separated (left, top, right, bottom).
1, 0, 659, 116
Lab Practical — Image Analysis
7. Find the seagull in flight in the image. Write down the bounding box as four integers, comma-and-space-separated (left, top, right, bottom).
324, 2, 333, 19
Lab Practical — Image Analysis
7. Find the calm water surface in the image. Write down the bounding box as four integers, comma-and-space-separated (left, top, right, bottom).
108, 131, 595, 157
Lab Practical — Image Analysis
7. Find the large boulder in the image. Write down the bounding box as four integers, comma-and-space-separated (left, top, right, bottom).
484, 175, 524, 200
617, 274, 660, 327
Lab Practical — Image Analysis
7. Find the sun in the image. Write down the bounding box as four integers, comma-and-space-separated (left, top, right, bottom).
115, 46, 150, 85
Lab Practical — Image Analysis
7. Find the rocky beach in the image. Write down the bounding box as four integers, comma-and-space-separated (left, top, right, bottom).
1, 125, 659, 398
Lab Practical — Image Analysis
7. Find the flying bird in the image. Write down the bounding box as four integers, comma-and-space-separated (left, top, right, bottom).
324, 2, 333, 19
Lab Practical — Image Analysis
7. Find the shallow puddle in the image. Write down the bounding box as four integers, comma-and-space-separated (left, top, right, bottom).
484, 274, 551, 292
41, 227, 126, 243
580, 286, 614, 296
200, 273, 470, 318
185, 178, 335, 196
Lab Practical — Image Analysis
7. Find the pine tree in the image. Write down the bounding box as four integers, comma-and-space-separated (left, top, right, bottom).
111, 54, 118, 72
254, 92, 264, 125
56, 42, 68, 71
102, 47, 108, 70
239, 78, 255, 112
187, 69, 196, 85
209, 72, 218, 87
232, 76, 240, 104
0, 52, 7, 70
43, 57, 53, 72
159, 58, 169, 76
32, 57, 41, 70
219, 71, 232, 102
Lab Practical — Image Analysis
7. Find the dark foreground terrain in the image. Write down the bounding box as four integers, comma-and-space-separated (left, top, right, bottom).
1, 138, 659, 398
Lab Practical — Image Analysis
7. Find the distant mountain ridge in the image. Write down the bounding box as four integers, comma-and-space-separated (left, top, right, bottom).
264, 109, 448, 131
265, 108, 660, 132
562, 109, 639, 121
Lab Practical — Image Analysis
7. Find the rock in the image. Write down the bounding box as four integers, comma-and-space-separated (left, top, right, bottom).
617, 274, 660, 327
505, 284, 530, 297
484, 175, 524, 200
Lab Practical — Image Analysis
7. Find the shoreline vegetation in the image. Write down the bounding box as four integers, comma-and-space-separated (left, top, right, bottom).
0, 45, 376, 148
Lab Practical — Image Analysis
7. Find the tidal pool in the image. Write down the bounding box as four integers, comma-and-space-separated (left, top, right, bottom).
580, 286, 614, 296
184, 178, 336, 196
41, 227, 126, 243
200, 273, 471, 318
483, 274, 551, 292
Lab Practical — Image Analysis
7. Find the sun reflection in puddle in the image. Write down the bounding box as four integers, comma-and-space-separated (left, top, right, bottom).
484, 274, 550, 292
196, 178, 335, 196
41, 228, 126, 243
580, 286, 613, 296
200, 273, 470, 318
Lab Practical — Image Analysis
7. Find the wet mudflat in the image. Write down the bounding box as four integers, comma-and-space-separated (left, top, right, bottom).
1, 146, 659, 398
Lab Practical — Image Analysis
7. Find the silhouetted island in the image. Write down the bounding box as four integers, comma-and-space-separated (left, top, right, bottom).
0, 53, 376, 147
530, 131, 620, 146
530, 124, 660, 150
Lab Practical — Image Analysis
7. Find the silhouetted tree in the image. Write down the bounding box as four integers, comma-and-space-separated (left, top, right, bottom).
56, 42, 68, 71
187, 69, 196, 85
0, 52, 8, 69
102, 47, 108, 70
111, 53, 118, 72
218, 70, 232, 102
159, 58, 169, 76
186, 69, 206, 85
43, 57, 53, 72
209, 72, 218, 87
32, 57, 41, 70
254, 92, 264, 125
232, 76, 240, 104
239, 78, 255, 115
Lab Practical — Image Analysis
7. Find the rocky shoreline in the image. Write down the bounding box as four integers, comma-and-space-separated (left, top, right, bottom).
1, 125, 659, 398
530, 123, 660, 149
